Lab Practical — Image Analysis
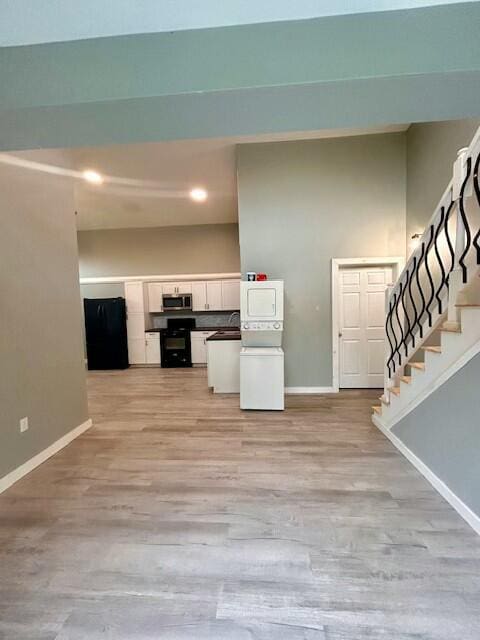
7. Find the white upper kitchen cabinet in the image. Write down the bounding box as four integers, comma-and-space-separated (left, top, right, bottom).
147, 282, 163, 312
221, 280, 240, 310
192, 281, 207, 311
124, 281, 145, 313
206, 281, 223, 311
162, 282, 192, 295
161, 283, 177, 295
193, 281, 224, 311
178, 282, 192, 294
194, 281, 223, 311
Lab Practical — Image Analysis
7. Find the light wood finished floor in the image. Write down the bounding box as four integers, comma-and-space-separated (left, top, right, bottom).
1, 368, 479, 639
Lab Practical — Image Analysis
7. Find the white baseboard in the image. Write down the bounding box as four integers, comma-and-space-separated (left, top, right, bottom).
285, 386, 336, 394
0, 418, 93, 495
373, 415, 480, 536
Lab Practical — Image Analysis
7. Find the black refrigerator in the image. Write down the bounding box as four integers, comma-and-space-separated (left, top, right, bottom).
84, 298, 129, 370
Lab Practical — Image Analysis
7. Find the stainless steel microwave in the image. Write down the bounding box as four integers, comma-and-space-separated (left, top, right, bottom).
162, 294, 192, 311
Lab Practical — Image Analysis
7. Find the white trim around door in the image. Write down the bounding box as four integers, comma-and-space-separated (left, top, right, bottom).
331, 257, 404, 392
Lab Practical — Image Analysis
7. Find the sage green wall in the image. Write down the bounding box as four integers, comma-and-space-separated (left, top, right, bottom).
392, 351, 480, 518
77, 223, 240, 278
237, 133, 406, 388
406, 118, 480, 242
2, 4, 480, 151
3, 2, 469, 47
0, 151, 89, 480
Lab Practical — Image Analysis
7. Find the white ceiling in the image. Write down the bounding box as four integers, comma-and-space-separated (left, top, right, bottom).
0, 1, 469, 47
0, 125, 410, 231
71, 139, 238, 231
69, 124, 410, 231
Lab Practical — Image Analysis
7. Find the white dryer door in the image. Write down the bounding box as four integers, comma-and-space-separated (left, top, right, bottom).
247, 287, 277, 317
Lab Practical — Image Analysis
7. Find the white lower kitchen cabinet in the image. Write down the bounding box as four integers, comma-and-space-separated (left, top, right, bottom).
145, 332, 161, 364
127, 311, 146, 364
207, 339, 241, 392
191, 331, 216, 364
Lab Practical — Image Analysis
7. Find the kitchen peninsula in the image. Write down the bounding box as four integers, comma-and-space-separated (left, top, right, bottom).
207, 330, 241, 393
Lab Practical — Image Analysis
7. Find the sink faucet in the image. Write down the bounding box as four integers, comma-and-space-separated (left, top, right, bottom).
228, 311, 240, 327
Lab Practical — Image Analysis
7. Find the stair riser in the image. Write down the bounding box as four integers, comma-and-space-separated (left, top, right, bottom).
458, 307, 480, 335
442, 322, 480, 365
380, 309, 480, 425
387, 353, 453, 419
410, 366, 425, 381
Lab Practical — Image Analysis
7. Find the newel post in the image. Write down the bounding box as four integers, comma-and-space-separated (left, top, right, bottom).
446, 147, 469, 327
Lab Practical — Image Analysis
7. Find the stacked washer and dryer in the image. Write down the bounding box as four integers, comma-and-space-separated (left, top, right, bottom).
239, 280, 284, 411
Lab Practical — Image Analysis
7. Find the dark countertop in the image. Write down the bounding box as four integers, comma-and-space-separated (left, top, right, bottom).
145, 326, 239, 333
206, 330, 241, 342
193, 326, 240, 332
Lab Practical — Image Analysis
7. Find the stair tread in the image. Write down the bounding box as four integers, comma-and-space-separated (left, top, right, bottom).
410, 362, 425, 371
441, 322, 461, 333
372, 406, 382, 415
421, 346, 442, 353
400, 375, 412, 384
380, 395, 390, 405
390, 386, 401, 396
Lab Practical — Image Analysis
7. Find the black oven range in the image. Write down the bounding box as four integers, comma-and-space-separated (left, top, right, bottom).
160, 318, 195, 368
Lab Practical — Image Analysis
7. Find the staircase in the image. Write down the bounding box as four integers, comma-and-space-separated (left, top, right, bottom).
373, 127, 480, 430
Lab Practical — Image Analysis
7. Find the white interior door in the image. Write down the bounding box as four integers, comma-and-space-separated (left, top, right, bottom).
339, 266, 392, 388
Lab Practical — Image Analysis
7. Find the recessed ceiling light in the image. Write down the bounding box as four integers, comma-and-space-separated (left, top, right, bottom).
190, 187, 207, 202
82, 169, 104, 185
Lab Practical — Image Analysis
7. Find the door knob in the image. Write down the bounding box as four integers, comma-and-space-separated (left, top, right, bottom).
338, 332, 343, 337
